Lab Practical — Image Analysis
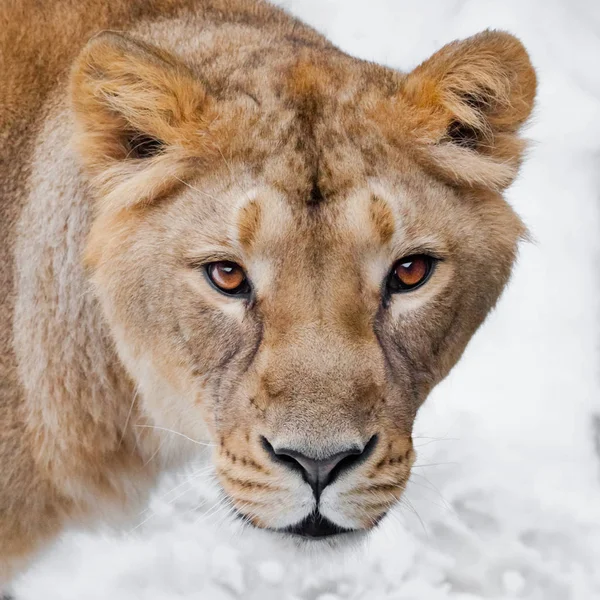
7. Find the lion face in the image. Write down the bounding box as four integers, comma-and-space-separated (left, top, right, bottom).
72, 28, 535, 539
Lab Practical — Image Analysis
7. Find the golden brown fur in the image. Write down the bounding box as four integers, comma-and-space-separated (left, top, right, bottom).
0, 0, 536, 585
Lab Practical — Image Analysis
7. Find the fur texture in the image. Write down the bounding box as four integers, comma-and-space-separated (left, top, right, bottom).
0, 0, 536, 584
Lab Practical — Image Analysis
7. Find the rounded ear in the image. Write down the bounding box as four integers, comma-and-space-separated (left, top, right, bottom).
70, 32, 220, 210
382, 30, 537, 190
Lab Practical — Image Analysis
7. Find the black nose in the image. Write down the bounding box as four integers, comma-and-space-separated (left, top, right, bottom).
262, 435, 378, 500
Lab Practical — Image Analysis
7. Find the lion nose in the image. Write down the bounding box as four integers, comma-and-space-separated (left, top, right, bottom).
261, 435, 378, 500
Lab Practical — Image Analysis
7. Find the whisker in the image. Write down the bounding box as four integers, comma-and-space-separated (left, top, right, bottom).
413, 436, 460, 448
173, 175, 220, 201
134, 424, 216, 447
192, 495, 228, 526
213, 499, 243, 531
385, 506, 407, 531
408, 472, 453, 511
399, 497, 429, 537
225, 498, 261, 535
118, 388, 139, 448
129, 508, 164, 533
137, 471, 209, 518
142, 436, 165, 467
142, 471, 215, 519
143, 467, 217, 518
412, 461, 457, 469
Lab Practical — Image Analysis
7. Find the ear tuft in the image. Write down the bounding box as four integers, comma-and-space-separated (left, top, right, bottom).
383, 30, 537, 190
70, 32, 222, 211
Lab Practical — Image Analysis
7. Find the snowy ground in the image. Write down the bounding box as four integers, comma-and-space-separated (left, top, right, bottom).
12, 1, 600, 599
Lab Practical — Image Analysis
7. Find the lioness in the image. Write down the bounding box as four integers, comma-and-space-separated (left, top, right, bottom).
0, 0, 536, 585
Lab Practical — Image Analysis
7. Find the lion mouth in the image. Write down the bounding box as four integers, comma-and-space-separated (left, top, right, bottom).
232, 505, 357, 539
280, 511, 354, 539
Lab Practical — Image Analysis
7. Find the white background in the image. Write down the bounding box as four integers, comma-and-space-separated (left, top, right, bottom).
13, 1, 600, 598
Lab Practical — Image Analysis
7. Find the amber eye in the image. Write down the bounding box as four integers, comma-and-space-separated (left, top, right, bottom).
388, 254, 434, 293
205, 261, 250, 296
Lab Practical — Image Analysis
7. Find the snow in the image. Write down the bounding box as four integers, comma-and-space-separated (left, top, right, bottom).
11, 1, 600, 599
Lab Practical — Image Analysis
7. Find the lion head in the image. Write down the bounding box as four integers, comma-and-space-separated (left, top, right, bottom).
70, 27, 535, 540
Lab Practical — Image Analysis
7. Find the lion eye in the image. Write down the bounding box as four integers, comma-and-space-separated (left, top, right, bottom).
388, 255, 434, 293
205, 261, 250, 296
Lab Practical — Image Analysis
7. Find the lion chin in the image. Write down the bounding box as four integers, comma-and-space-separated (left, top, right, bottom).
0, 0, 535, 586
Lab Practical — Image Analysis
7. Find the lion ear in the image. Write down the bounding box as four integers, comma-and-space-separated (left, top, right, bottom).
398, 30, 537, 190
70, 32, 218, 209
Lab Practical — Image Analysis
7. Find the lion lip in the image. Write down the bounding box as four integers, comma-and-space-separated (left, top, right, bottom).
279, 511, 354, 539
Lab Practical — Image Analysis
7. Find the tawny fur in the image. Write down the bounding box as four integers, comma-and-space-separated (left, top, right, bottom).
0, 0, 536, 584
